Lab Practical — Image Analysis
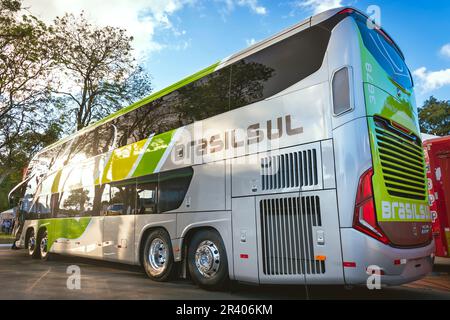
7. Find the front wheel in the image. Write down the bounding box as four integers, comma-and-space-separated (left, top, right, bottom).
142, 229, 175, 282
27, 229, 40, 259
187, 230, 229, 290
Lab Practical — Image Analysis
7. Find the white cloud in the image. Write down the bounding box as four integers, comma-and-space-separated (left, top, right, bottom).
413, 67, 450, 93
237, 0, 267, 15
439, 43, 450, 58
22, 0, 267, 60
296, 0, 343, 14
246, 38, 257, 46
22, 0, 196, 59
217, 0, 267, 15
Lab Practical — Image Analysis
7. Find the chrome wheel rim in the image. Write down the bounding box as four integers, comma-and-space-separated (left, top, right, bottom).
28, 233, 36, 255
40, 232, 48, 258
148, 238, 167, 275
195, 240, 220, 278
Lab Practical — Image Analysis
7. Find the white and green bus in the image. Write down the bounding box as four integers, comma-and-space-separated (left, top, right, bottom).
10, 7, 434, 289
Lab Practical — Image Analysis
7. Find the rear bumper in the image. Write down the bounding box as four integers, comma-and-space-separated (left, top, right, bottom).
341, 228, 434, 286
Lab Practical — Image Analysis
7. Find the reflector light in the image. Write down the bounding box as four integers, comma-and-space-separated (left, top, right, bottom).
343, 262, 356, 268
315, 255, 327, 261
240, 254, 249, 259
394, 259, 407, 265
391, 120, 410, 134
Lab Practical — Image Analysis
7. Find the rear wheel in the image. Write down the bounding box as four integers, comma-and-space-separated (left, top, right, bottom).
39, 230, 49, 260
27, 229, 40, 259
187, 229, 228, 290
142, 229, 175, 282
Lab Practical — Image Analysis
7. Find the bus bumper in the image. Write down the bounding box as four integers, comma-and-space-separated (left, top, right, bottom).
341, 228, 435, 286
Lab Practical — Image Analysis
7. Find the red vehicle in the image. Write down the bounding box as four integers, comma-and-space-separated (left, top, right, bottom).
423, 135, 450, 257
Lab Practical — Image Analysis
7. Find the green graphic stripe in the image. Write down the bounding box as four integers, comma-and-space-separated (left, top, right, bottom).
38, 217, 92, 251
132, 129, 176, 177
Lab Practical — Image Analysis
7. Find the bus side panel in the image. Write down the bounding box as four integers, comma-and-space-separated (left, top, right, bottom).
70, 216, 104, 259
103, 215, 135, 263
332, 117, 372, 228
231, 196, 259, 283
232, 143, 343, 284
327, 16, 366, 130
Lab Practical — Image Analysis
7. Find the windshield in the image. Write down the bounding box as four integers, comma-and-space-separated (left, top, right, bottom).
354, 13, 413, 90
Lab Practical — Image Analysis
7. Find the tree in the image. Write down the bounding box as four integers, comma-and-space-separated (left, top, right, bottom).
0, 0, 60, 210
0, 0, 52, 122
418, 96, 450, 136
0, 121, 62, 210
48, 13, 152, 131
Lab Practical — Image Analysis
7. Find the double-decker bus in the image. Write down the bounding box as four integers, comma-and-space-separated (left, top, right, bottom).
9, 7, 434, 289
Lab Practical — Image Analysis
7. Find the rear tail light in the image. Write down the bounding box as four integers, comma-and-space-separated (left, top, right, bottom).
338, 8, 354, 15
353, 168, 390, 244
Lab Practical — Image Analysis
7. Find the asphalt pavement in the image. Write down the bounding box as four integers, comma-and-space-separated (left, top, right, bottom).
0, 246, 449, 300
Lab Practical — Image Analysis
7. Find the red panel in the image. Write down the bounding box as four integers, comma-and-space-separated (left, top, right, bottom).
424, 136, 450, 257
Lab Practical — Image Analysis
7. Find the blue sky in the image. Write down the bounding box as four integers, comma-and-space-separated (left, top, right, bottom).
26, 0, 450, 107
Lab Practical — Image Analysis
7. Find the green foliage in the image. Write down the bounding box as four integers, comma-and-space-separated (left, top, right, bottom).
48, 12, 152, 130
418, 96, 450, 136
0, 2, 152, 211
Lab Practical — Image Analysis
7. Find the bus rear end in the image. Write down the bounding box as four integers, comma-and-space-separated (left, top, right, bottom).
330, 9, 434, 286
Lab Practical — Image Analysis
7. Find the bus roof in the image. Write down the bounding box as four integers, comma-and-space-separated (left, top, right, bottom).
39, 6, 395, 154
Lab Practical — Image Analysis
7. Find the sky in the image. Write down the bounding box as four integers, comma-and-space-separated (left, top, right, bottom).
22, 0, 450, 107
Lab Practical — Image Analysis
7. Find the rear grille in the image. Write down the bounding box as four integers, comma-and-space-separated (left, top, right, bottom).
261, 149, 318, 191
374, 117, 427, 200
260, 196, 325, 275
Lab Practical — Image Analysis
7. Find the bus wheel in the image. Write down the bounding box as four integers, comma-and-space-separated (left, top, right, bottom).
27, 229, 40, 259
143, 229, 174, 282
38, 229, 49, 261
187, 230, 228, 290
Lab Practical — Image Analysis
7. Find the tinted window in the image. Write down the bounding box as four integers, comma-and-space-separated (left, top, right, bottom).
27, 195, 51, 220
56, 187, 96, 217
175, 67, 231, 123
123, 66, 232, 142
230, 26, 331, 109
332, 67, 351, 115
159, 167, 193, 213
96, 124, 115, 153
107, 181, 137, 215
136, 175, 158, 214
354, 13, 412, 90
111, 113, 134, 147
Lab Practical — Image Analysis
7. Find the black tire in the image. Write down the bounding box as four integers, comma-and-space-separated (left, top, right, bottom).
142, 229, 175, 282
38, 229, 50, 261
187, 229, 229, 290
27, 228, 40, 259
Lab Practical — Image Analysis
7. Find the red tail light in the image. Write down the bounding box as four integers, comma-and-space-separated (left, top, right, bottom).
338, 8, 354, 15
353, 168, 390, 244
390, 120, 410, 135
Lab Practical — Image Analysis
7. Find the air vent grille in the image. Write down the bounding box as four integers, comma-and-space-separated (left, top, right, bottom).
261, 149, 318, 191
260, 196, 325, 275
374, 117, 426, 201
